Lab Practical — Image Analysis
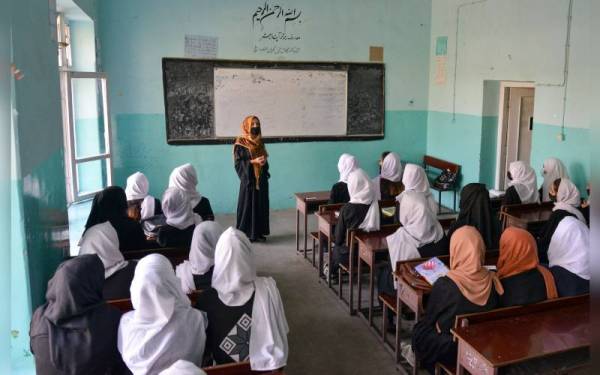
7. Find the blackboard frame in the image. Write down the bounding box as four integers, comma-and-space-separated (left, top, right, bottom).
162, 58, 385, 145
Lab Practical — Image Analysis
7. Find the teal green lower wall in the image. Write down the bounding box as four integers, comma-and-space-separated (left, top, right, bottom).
530, 123, 590, 195
112, 110, 428, 213
427, 111, 590, 206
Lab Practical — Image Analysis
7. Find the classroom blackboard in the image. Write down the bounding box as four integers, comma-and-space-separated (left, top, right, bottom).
162, 58, 385, 144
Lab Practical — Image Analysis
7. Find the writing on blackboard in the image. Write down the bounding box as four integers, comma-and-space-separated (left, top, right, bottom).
252, 1, 302, 30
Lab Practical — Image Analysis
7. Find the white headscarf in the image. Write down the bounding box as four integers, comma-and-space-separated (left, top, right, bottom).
159, 360, 206, 375
78, 222, 128, 278
548, 216, 589, 280
399, 163, 438, 214
554, 178, 586, 223
386, 191, 444, 288
169, 164, 203, 208
118, 254, 207, 375
373, 152, 403, 200
508, 161, 539, 204
212, 228, 289, 371
348, 169, 380, 232
542, 158, 569, 202
162, 188, 202, 230
176, 221, 224, 294
125, 172, 158, 220
337, 153, 359, 183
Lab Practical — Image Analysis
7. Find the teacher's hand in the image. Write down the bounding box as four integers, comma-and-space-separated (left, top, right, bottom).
251, 156, 265, 165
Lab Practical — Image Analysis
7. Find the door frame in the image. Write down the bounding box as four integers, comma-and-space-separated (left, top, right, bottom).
494, 81, 535, 190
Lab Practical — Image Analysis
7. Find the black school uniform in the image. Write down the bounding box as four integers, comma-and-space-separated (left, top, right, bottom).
331, 203, 369, 274
194, 197, 215, 221
502, 186, 522, 206
328, 181, 350, 204
536, 210, 575, 264
499, 268, 548, 307
412, 277, 500, 373
195, 288, 255, 365
550, 266, 590, 297
157, 224, 195, 248
103, 261, 137, 300
193, 267, 214, 290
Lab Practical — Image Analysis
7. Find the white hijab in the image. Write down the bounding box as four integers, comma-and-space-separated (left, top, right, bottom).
212, 228, 289, 371
169, 164, 203, 208
118, 254, 207, 375
508, 161, 539, 204
542, 158, 569, 202
176, 221, 224, 294
554, 178, 586, 223
78, 222, 128, 278
386, 191, 444, 288
162, 188, 202, 230
548, 216, 589, 280
125, 172, 157, 220
337, 153, 359, 183
348, 169, 380, 232
373, 152, 403, 200
159, 360, 206, 375
399, 163, 437, 215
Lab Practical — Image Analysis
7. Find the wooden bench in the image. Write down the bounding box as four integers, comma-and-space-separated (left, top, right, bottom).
499, 201, 554, 236
204, 361, 284, 374
108, 289, 204, 312
315, 203, 344, 286
122, 246, 189, 267
451, 294, 590, 375
294, 191, 330, 258
309, 231, 319, 268
423, 155, 461, 213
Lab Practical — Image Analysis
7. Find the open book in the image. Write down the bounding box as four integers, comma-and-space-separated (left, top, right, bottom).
414, 257, 449, 286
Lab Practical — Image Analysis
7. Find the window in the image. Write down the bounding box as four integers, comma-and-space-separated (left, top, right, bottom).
60, 72, 113, 203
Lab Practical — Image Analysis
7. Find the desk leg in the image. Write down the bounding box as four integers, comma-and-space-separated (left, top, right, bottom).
368, 263, 374, 327
327, 238, 332, 288
295, 208, 300, 254
303, 211, 308, 256
318, 231, 324, 282
349, 247, 354, 315
395, 295, 402, 363
438, 190, 442, 214
357, 257, 363, 317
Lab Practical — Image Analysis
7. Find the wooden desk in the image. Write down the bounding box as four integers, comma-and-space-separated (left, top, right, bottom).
500, 202, 554, 234
355, 226, 399, 327
122, 246, 189, 267
452, 295, 590, 375
204, 361, 284, 374
315, 210, 338, 287
294, 191, 330, 258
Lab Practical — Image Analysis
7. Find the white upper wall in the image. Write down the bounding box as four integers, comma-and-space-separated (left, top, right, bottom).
428, 0, 591, 128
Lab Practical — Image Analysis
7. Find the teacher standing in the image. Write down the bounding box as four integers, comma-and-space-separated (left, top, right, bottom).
234, 115, 270, 242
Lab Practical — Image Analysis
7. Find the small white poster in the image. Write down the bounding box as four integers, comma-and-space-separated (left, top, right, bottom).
184, 35, 218, 58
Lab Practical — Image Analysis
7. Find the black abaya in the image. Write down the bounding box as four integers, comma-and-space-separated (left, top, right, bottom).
499, 268, 548, 307
550, 266, 590, 297
234, 145, 270, 240
502, 186, 522, 206
331, 203, 369, 274
328, 181, 350, 204
536, 209, 575, 264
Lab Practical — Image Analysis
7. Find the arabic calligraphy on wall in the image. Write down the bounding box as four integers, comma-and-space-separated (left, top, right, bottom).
251, 1, 303, 55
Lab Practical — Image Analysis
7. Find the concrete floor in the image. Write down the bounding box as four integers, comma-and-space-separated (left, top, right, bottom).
215, 209, 400, 375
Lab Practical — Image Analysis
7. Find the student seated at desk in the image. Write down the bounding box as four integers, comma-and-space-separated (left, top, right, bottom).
537, 178, 586, 263
328, 153, 359, 204
412, 226, 503, 374
378, 191, 449, 297
125, 171, 162, 221
79, 221, 138, 300
118, 254, 207, 375
169, 163, 215, 221
497, 227, 558, 307
398, 163, 437, 215
83, 186, 148, 252
447, 183, 501, 249
373, 151, 403, 200
503, 161, 539, 205
176, 221, 224, 293
30, 255, 129, 375
540, 157, 569, 202
330, 168, 380, 276
547, 216, 590, 297
156, 188, 202, 248
195, 227, 289, 371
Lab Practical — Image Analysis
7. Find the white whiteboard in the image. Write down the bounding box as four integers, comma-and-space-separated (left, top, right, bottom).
214, 68, 347, 137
